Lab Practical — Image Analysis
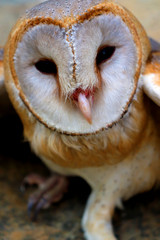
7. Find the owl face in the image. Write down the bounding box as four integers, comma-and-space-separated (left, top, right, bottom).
7, 0, 147, 135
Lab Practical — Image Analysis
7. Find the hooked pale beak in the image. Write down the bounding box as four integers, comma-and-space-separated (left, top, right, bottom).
71, 88, 94, 124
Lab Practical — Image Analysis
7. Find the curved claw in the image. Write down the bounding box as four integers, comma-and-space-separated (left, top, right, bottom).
32, 198, 47, 221
27, 200, 35, 219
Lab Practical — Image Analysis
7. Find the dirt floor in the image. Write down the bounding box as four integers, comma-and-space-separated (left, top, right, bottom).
0, 1, 160, 240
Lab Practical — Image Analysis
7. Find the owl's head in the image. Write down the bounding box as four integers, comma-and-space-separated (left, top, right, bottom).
5, 0, 151, 135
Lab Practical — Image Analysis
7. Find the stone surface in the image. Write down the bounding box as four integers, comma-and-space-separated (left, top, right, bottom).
0, 1, 160, 240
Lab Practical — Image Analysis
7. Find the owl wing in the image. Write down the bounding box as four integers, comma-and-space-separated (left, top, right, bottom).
149, 38, 160, 52
0, 48, 14, 117
143, 39, 160, 106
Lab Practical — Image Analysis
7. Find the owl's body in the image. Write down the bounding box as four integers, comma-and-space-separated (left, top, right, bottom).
2, 0, 160, 239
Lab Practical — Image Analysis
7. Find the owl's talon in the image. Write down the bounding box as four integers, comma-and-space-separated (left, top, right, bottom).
28, 197, 47, 221
22, 174, 68, 220
27, 200, 36, 218
33, 198, 47, 221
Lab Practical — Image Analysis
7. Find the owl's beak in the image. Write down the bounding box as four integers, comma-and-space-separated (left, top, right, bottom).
71, 88, 93, 124
78, 93, 93, 124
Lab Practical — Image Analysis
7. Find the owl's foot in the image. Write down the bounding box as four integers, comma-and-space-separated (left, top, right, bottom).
82, 191, 117, 240
21, 173, 68, 220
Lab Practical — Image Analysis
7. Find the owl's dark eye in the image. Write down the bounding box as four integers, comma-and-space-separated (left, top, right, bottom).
35, 59, 57, 75
96, 46, 115, 65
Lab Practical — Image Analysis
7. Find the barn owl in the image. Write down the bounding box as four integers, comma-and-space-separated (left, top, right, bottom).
1, 0, 160, 239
